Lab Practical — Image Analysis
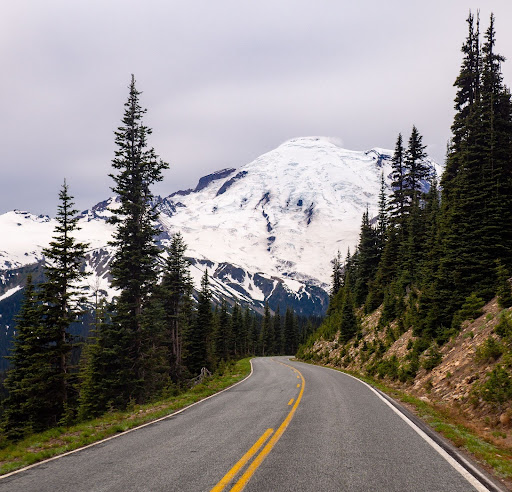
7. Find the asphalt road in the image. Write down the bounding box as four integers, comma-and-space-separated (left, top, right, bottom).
0, 357, 503, 491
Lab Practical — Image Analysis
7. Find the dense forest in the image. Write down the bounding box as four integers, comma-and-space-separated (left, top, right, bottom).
299, 12, 512, 398
0, 76, 317, 441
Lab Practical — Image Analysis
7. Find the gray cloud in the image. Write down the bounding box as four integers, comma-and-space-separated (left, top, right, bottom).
2, 0, 512, 215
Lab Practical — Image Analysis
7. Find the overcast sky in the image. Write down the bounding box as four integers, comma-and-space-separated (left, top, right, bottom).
2, 1, 512, 216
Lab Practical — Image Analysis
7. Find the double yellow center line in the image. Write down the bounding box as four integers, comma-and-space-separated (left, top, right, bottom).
211, 362, 305, 492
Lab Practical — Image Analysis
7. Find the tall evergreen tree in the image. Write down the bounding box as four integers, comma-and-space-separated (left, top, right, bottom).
330, 250, 343, 298
214, 299, 232, 362
339, 277, 358, 343
231, 303, 244, 357
376, 172, 388, 255
82, 75, 169, 409
186, 270, 212, 374
284, 307, 298, 355
159, 232, 194, 380
38, 181, 89, 424
259, 303, 274, 356
389, 133, 407, 224
403, 126, 429, 208
354, 209, 379, 306
2, 276, 42, 438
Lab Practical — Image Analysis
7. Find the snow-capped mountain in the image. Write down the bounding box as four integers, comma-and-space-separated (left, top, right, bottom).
0, 136, 442, 331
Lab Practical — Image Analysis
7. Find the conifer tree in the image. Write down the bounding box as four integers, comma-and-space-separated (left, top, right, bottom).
2, 276, 41, 438
284, 307, 298, 355
330, 250, 343, 298
259, 303, 273, 356
496, 260, 512, 309
242, 306, 256, 355
376, 172, 388, 255
273, 306, 283, 354
403, 126, 429, 208
82, 75, 169, 408
214, 299, 232, 362
159, 232, 194, 380
354, 210, 379, 306
339, 278, 358, 343
435, 12, 512, 331
389, 133, 406, 223
38, 181, 89, 424
231, 303, 244, 357
186, 270, 212, 373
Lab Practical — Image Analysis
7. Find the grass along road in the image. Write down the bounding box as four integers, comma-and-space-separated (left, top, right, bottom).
0, 358, 252, 476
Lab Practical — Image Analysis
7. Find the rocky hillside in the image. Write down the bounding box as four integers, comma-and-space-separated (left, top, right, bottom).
300, 298, 512, 450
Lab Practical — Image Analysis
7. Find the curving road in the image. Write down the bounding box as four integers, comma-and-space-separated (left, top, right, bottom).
0, 357, 504, 491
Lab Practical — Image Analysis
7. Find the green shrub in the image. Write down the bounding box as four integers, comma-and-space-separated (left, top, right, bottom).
398, 359, 419, 382
376, 355, 399, 380
475, 336, 504, 363
477, 365, 512, 405
495, 313, 512, 340
422, 344, 443, 371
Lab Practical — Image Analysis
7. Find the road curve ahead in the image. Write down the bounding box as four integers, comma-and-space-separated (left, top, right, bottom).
0, 357, 502, 492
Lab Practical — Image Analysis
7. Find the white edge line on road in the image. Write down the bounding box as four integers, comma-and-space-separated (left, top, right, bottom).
294, 361, 497, 492
0, 360, 255, 481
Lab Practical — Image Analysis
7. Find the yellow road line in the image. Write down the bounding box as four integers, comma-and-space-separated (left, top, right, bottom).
210, 428, 274, 492
288, 398, 294, 406
296, 383, 300, 388
230, 362, 305, 492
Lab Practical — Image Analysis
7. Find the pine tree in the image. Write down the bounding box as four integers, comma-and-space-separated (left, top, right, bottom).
214, 299, 232, 362
403, 126, 429, 208
159, 232, 194, 380
186, 270, 212, 374
2, 276, 42, 438
259, 303, 274, 356
38, 181, 89, 424
480, 14, 512, 273
354, 210, 379, 306
284, 307, 298, 355
330, 250, 343, 298
496, 260, 512, 309
376, 172, 388, 255
389, 133, 407, 224
339, 278, 358, 343
231, 303, 244, 357
435, 12, 512, 333
273, 306, 283, 354
81, 75, 169, 409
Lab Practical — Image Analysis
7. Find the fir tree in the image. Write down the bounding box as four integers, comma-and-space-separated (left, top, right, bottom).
2, 276, 41, 438
259, 303, 274, 356
339, 278, 358, 343
376, 172, 388, 255
403, 126, 429, 208
330, 250, 343, 298
231, 303, 244, 357
389, 133, 407, 223
159, 232, 194, 380
82, 75, 169, 409
214, 299, 232, 362
186, 270, 212, 374
354, 210, 379, 306
496, 260, 512, 309
273, 306, 283, 354
284, 307, 298, 355
38, 181, 89, 424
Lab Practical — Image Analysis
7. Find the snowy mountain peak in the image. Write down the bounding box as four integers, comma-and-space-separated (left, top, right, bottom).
0, 137, 442, 316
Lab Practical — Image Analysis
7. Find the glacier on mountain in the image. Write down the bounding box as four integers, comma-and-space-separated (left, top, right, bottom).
0, 137, 442, 317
